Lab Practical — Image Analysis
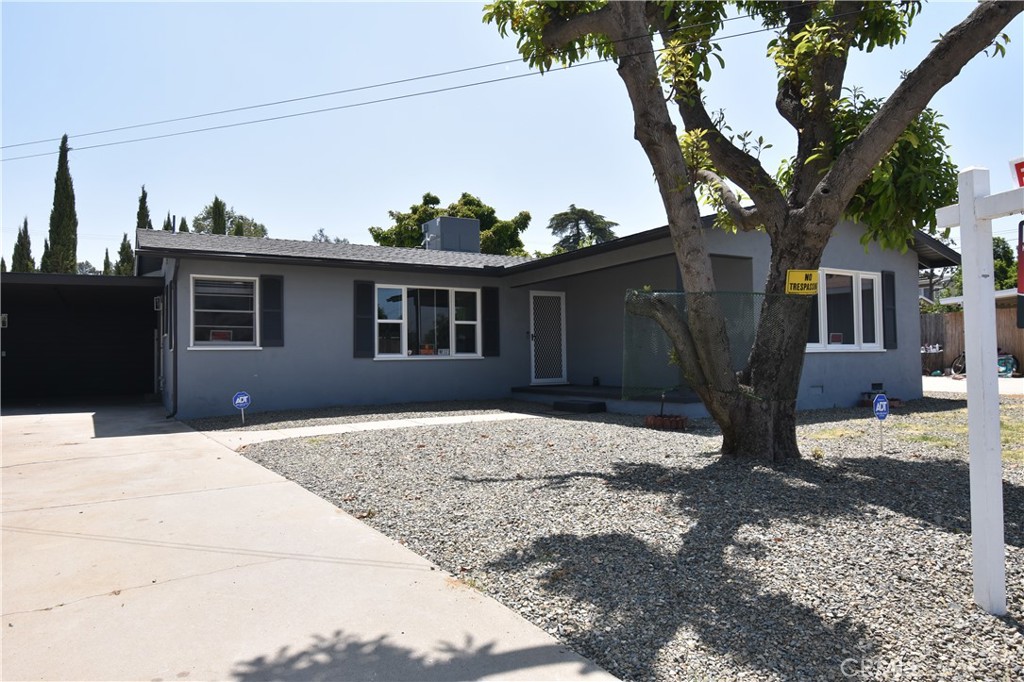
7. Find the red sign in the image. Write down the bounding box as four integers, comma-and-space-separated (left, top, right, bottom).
1013, 157, 1024, 188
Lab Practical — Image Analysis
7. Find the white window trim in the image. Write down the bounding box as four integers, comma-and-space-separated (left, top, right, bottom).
806, 268, 884, 353
188, 274, 261, 350
374, 284, 482, 359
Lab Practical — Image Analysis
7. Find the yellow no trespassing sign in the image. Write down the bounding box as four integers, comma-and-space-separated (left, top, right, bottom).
786, 270, 819, 295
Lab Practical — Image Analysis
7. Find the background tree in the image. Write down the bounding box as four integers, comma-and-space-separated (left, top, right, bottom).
312, 228, 350, 244
369, 191, 531, 255
113, 233, 135, 276
941, 236, 1019, 297
192, 198, 268, 237
11, 218, 36, 273
103, 248, 112, 275
547, 204, 618, 252
486, 1, 1021, 461
76, 261, 98, 275
211, 196, 227, 235
40, 239, 50, 272
41, 134, 78, 273
178, 216, 189, 233
162, 212, 174, 231
1, 258, 6, 273
136, 185, 153, 231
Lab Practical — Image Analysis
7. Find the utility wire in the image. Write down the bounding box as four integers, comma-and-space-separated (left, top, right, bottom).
1, 8, 867, 163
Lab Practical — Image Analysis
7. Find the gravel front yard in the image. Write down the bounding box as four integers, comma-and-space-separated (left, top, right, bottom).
232, 395, 1024, 681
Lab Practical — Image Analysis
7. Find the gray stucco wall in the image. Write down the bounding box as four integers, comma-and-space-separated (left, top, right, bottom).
799, 221, 923, 408
169, 259, 528, 418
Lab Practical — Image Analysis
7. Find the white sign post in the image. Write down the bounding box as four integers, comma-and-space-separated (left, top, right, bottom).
936, 167, 1024, 616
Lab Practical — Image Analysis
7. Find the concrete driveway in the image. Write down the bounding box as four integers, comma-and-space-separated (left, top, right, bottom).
1, 404, 613, 681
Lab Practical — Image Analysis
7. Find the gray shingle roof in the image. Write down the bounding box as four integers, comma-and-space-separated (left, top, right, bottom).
135, 229, 532, 270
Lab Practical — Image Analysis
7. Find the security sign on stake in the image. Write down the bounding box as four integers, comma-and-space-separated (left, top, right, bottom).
233, 391, 251, 425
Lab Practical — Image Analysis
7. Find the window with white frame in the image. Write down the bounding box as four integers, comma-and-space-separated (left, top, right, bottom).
192, 276, 257, 346
806, 269, 882, 351
375, 285, 480, 357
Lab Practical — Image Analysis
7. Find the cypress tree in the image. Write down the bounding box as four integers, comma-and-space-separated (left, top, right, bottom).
12, 218, 36, 272
137, 185, 153, 230
114, 233, 135, 276
178, 216, 189, 233
103, 248, 112, 275
1, 258, 6, 273
162, 211, 173, 231
211, 196, 227, 235
40, 239, 51, 272
232, 223, 245, 236
43, 134, 78, 273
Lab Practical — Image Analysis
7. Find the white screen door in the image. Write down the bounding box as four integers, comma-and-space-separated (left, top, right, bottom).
530, 291, 566, 384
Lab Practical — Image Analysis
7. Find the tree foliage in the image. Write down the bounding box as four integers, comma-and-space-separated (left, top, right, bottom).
162, 212, 174, 231
942, 236, 1019, 297
485, 0, 1022, 461
312, 228, 350, 244
41, 134, 78, 273
546, 204, 618, 252
77, 261, 99, 275
11, 218, 35, 273
178, 216, 189, 233
103, 248, 112, 275
193, 197, 268, 238
369, 192, 531, 256
113, 233, 135, 276
136, 185, 154, 231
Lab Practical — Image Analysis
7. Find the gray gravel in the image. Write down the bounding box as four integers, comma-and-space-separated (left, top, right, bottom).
238, 395, 1024, 681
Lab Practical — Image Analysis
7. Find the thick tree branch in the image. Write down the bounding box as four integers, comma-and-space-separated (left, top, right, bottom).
807, 0, 1023, 222
539, 3, 617, 51
675, 95, 788, 233
774, 2, 814, 130
695, 169, 761, 231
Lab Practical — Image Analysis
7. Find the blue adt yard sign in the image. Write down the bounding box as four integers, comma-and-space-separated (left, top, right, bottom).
232, 391, 251, 410
873, 393, 889, 421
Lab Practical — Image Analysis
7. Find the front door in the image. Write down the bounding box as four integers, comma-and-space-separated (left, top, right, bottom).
530, 291, 566, 384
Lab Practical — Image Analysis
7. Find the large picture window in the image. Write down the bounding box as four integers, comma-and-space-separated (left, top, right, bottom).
192, 276, 257, 347
806, 269, 882, 352
375, 285, 479, 357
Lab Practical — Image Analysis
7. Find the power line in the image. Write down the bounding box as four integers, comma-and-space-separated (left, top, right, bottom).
0, 7, 870, 163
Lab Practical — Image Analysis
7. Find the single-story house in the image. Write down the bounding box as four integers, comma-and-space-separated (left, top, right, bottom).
134, 217, 959, 419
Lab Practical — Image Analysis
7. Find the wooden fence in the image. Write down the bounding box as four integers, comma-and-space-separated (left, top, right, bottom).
920, 307, 1024, 372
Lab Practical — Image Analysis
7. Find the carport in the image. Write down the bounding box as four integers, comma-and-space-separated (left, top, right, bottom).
0, 273, 162, 404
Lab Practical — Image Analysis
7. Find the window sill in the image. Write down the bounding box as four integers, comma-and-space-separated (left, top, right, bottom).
373, 355, 484, 361
187, 345, 263, 351
806, 346, 885, 354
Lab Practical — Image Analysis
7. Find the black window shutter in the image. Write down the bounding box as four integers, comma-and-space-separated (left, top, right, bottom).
354, 280, 375, 358
260, 275, 284, 347
481, 287, 500, 357
882, 270, 897, 349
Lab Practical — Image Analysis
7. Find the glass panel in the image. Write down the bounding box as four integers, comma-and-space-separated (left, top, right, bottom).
407, 288, 450, 355
861, 278, 876, 344
194, 280, 254, 344
454, 291, 477, 321
807, 294, 820, 344
455, 323, 476, 354
377, 288, 403, 320
825, 274, 854, 344
378, 322, 402, 354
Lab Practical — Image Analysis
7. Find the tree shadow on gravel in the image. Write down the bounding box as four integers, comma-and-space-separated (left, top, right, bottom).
230, 629, 607, 681
476, 455, 1023, 680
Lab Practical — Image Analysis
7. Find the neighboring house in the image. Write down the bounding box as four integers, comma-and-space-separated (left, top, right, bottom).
135, 217, 959, 419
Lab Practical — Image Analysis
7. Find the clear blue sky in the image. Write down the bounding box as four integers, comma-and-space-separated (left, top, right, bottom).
2, 2, 1021, 270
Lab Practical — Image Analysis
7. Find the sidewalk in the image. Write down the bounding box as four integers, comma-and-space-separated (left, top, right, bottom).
922, 374, 1023, 396
1, 404, 614, 681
